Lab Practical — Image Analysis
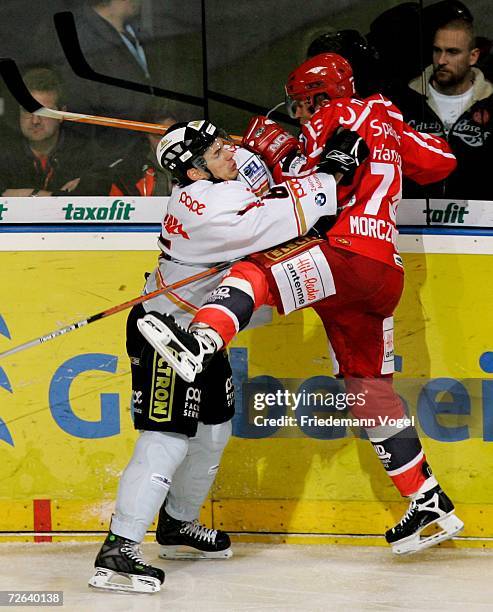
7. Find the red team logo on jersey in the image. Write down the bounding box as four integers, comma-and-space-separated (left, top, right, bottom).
163, 214, 190, 239
179, 192, 206, 215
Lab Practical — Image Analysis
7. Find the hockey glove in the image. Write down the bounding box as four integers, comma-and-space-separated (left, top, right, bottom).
318, 128, 370, 185
242, 115, 299, 168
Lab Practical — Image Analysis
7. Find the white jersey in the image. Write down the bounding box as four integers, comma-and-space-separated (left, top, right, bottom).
143, 147, 336, 326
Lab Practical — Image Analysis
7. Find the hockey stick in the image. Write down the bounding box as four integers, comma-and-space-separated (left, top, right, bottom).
53, 11, 204, 108
0, 58, 168, 134
0, 263, 230, 360
53, 11, 297, 126
0, 58, 242, 143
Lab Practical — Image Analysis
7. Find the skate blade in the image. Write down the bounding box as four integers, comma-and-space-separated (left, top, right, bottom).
391, 512, 464, 555
88, 567, 161, 594
159, 545, 233, 560
137, 316, 201, 383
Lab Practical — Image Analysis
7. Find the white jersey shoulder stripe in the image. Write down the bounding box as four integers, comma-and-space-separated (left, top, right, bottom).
305, 122, 319, 141
387, 109, 403, 121
404, 130, 456, 158
308, 147, 324, 158
351, 95, 393, 132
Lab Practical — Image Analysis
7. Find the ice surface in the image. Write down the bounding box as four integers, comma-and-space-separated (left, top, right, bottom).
0, 542, 491, 611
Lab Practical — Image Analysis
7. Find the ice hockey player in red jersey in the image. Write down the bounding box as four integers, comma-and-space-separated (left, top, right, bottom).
140, 54, 464, 555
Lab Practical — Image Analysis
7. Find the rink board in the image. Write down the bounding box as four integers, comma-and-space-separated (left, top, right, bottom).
0, 238, 492, 543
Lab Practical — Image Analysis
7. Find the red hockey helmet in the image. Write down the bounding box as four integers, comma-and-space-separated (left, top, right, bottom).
285, 53, 355, 118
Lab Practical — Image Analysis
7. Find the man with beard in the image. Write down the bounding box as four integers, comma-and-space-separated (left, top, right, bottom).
392, 17, 493, 199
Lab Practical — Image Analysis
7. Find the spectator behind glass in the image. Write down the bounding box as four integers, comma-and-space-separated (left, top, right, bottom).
61, 0, 156, 155
367, 2, 424, 95
77, 106, 177, 196
0, 67, 101, 197
306, 30, 381, 97
392, 16, 493, 200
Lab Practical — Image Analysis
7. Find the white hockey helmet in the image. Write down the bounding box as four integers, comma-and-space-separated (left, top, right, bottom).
156, 120, 228, 184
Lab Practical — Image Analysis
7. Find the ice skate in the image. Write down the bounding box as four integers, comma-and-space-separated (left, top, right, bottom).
156, 506, 233, 560
386, 485, 464, 555
137, 312, 219, 383
89, 531, 164, 594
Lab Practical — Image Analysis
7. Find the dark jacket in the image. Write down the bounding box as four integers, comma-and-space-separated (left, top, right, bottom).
77, 138, 174, 197
0, 127, 102, 195
391, 66, 493, 200
60, 6, 156, 154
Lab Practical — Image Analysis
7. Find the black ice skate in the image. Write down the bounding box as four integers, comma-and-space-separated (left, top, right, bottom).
156, 506, 233, 560
385, 485, 464, 555
137, 312, 218, 383
89, 531, 165, 594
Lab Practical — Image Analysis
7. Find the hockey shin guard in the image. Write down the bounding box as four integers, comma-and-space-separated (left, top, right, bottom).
165, 420, 232, 521
112, 430, 189, 542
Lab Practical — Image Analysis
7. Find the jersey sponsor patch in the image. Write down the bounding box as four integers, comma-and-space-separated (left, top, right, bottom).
257, 235, 324, 262
184, 385, 201, 419
271, 245, 336, 314
381, 316, 394, 375
179, 192, 206, 215
373, 444, 392, 469
306, 173, 323, 192
237, 154, 269, 190
149, 354, 176, 422
287, 153, 308, 175
286, 178, 307, 199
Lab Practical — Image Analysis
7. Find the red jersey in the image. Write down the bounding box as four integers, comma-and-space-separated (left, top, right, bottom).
274, 94, 457, 270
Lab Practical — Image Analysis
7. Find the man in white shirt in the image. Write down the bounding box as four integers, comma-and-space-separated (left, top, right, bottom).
393, 17, 493, 199
429, 18, 480, 132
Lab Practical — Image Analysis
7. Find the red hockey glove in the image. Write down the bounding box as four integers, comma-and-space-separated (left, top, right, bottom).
242, 115, 299, 168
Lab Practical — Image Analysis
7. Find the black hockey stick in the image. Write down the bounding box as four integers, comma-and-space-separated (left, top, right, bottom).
0, 262, 230, 360
0, 58, 244, 141
53, 11, 297, 125
54, 11, 204, 108
0, 58, 167, 134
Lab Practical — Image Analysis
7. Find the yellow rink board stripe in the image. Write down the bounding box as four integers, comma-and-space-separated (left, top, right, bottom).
0, 500, 491, 543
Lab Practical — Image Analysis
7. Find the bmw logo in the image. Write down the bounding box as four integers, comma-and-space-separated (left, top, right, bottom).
315, 193, 326, 206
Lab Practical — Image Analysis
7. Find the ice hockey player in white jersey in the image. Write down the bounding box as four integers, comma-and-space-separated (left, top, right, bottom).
89, 120, 367, 593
